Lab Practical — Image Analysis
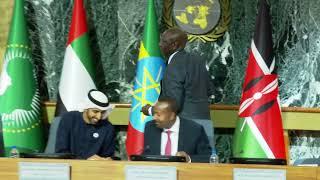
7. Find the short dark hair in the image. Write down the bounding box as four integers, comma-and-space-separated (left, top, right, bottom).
165, 28, 188, 50
157, 96, 179, 113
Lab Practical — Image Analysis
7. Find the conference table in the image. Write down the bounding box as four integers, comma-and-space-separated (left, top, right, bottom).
0, 158, 318, 180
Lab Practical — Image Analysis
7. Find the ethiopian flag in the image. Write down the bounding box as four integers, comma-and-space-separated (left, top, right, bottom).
232, 0, 286, 162
0, 0, 44, 156
126, 0, 165, 157
55, 0, 96, 116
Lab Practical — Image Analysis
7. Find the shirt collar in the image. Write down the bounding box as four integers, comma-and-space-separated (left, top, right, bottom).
164, 116, 180, 133
167, 51, 179, 65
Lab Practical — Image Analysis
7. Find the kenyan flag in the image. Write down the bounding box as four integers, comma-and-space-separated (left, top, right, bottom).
232, 0, 286, 162
55, 0, 96, 116
0, 0, 44, 156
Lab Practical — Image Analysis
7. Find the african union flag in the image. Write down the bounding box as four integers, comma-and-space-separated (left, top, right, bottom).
0, 0, 44, 156
126, 0, 165, 157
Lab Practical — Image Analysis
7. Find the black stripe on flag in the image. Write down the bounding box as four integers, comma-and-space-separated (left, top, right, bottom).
244, 76, 263, 92
253, 0, 274, 70
253, 100, 275, 116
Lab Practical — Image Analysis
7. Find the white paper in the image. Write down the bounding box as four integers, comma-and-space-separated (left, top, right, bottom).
125, 165, 176, 180
19, 162, 70, 180
233, 168, 286, 180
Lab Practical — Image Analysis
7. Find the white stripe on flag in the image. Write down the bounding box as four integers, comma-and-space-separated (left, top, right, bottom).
239, 79, 278, 115
246, 116, 275, 158
59, 45, 96, 111
277, 96, 282, 118
251, 40, 271, 75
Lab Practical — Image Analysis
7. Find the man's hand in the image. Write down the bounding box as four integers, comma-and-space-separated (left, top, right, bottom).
87, 154, 113, 160
176, 151, 191, 163
141, 104, 152, 116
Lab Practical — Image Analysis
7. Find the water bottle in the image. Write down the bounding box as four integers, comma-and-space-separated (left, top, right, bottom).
209, 149, 219, 164
9, 146, 20, 158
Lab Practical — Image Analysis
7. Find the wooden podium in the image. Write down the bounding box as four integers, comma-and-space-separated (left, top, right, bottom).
0, 158, 318, 180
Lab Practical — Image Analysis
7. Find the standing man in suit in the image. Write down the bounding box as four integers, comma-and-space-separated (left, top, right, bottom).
143, 97, 211, 162
141, 28, 214, 147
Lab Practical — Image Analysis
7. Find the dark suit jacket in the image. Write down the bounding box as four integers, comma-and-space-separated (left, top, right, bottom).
55, 111, 115, 159
143, 117, 212, 162
160, 50, 212, 119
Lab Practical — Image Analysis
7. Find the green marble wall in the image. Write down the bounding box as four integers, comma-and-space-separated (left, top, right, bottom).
11, 0, 320, 163
24, 0, 320, 107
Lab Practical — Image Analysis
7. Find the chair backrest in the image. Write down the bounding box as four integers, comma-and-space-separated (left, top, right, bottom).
44, 117, 61, 153
189, 119, 215, 148
293, 158, 320, 166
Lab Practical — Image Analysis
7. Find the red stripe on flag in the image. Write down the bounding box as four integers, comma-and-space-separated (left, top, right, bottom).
243, 50, 266, 88
251, 103, 286, 158
67, 0, 88, 45
126, 123, 144, 158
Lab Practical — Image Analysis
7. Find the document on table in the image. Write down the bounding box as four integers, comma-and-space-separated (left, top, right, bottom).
233, 168, 286, 180
19, 162, 70, 180
125, 165, 176, 180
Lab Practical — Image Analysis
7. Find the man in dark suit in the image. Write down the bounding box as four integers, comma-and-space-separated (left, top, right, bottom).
143, 97, 211, 162
142, 28, 214, 146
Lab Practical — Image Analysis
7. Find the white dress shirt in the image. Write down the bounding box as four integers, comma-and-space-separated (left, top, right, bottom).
167, 51, 179, 65
160, 116, 180, 156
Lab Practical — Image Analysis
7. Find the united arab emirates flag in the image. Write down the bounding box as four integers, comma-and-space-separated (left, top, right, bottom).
126, 0, 165, 157
232, 0, 286, 163
0, 0, 44, 156
55, 0, 96, 116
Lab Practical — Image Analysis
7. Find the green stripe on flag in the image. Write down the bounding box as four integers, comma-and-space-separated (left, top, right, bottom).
71, 34, 96, 81
142, 0, 162, 58
233, 118, 267, 158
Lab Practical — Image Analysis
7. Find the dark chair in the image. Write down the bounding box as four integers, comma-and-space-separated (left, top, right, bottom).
44, 117, 61, 153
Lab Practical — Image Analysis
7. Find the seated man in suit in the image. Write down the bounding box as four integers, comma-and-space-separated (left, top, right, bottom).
143, 97, 212, 162
55, 89, 115, 160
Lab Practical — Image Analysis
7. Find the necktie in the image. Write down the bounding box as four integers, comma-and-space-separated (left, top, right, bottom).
165, 130, 172, 156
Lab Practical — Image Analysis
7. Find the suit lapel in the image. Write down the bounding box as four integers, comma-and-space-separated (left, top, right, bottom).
152, 124, 162, 155
178, 118, 185, 151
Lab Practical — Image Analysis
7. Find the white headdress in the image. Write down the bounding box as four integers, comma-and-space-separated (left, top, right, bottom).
79, 89, 114, 119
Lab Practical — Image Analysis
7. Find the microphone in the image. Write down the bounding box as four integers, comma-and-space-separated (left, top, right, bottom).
144, 145, 151, 154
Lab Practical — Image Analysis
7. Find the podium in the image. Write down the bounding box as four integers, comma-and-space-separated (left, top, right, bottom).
0, 158, 318, 180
